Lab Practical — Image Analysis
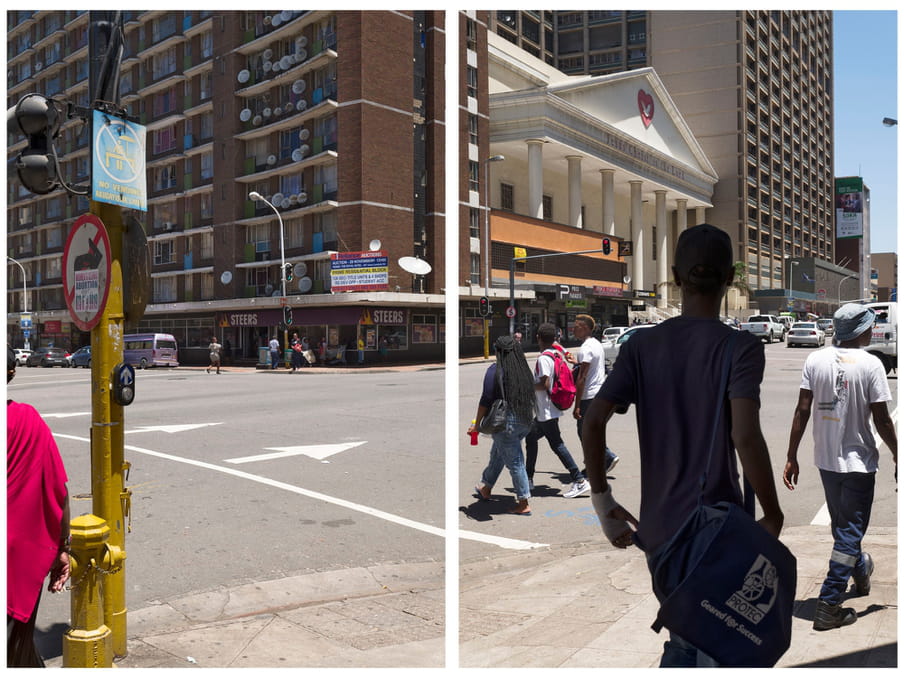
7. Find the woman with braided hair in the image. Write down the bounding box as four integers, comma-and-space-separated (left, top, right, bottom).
467, 335, 537, 515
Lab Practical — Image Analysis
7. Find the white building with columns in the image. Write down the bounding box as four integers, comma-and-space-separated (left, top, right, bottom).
485, 31, 719, 314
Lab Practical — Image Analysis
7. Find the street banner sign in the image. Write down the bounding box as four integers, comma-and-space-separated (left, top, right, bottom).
618, 240, 633, 257
92, 110, 147, 211
330, 250, 389, 292
62, 214, 112, 331
834, 176, 863, 240
19, 313, 32, 329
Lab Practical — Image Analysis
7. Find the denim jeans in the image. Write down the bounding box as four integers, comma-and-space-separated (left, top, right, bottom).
659, 632, 720, 667
480, 417, 531, 500
270, 350, 280, 369
818, 469, 876, 605
576, 398, 618, 468
525, 418, 584, 483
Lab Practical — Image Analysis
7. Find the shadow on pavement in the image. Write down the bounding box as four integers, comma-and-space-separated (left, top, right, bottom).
794, 597, 890, 623
34, 621, 68, 662
791, 641, 897, 668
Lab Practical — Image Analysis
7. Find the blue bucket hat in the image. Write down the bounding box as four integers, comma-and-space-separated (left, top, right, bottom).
833, 303, 875, 342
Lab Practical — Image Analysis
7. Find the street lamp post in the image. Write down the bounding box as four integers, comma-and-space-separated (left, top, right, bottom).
786, 257, 798, 314
838, 272, 856, 305
7, 256, 29, 350
248, 191, 289, 368
483, 154, 505, 358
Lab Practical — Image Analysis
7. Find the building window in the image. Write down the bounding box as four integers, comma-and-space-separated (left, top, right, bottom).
152, 126, 178, 154
200, 153, 213, 180
200, 31, 213, 59
153, 277, 177, 303
470, 253, 481, 285
200, 232, 213, 259
154, 165, 178, 191
468, 114, 478, 145
469, 161, 480, 193
200, 193, 213, 220
285, 218, 304, 249
542, 195, 553, 222
469, 207, 480, 238
466, 66, 478, 99
152, 87, 177, 117
154, 240, 175, 265
152, 47, 177, 80
500, 182, 514, 211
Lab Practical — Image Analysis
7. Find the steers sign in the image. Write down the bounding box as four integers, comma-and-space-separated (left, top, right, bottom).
62, 214, 112, 331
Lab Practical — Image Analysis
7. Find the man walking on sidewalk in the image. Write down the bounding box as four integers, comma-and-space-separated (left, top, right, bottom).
525, 323, 589, 498
783, 303, 897, 631
580, 224, 784, 667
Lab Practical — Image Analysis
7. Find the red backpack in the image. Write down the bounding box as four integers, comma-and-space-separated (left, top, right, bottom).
542, 349, 577, 410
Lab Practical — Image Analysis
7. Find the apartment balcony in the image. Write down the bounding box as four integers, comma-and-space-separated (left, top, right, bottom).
236, 11, 324, 54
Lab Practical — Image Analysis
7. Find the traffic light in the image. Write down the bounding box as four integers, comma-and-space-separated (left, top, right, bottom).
284, 262, 294, 283
283, 305, 293, 327
8, 93, 63, 195
602, 238, 611, 255
479, 296, 490, 317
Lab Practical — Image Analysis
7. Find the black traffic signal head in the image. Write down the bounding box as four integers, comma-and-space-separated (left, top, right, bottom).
602, 238, 611, 255
284, 263, 294, 282
479, 296, 490, 317
8, 94, 62, 195
283, 306, 293, 327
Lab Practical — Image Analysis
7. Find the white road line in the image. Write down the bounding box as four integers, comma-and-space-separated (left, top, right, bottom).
225, 442, 366, 464
126, 423, 222, 435
809, 405, 897, 526
40, 412, 91, 419
53, 434, 545, 551
459, 529, 547, 550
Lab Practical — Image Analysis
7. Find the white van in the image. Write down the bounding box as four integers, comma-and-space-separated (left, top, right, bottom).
123, 333, 179, 368
864, 301, 896, 374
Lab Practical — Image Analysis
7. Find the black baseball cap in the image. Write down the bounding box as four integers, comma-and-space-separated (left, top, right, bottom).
673, 223, 733, 284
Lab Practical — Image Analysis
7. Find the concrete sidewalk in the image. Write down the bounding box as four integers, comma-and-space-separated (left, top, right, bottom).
47, 525, 894, 668
460, 525, 897, 668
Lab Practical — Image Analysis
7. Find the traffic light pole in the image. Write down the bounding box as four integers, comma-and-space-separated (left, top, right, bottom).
508, 248, 610, 336
89, 199, 129, 658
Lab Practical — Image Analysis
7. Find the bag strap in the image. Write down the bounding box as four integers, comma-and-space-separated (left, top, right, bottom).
698, 331, 738, 499
541, 350, 557, 391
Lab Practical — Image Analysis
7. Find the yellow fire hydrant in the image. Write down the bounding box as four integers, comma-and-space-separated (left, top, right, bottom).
62, 514, 125, 667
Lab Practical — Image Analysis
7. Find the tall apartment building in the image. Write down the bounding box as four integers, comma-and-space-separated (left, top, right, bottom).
7, 10, 446, 363
489, 10, 835, 297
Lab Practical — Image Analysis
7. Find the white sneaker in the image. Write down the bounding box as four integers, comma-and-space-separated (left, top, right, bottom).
606, 455, 620, 473
563, 479, 590, 498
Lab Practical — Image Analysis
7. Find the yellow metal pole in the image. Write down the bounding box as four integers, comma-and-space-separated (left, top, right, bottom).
89, 200, 128, 658
483, 318, 489, 359
63, 514, 115, 667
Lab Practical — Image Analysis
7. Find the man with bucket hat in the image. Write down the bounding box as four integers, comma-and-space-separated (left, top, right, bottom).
783, 303, 897, 631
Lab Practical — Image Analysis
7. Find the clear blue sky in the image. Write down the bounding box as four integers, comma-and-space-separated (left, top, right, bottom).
832, 10, 898, 254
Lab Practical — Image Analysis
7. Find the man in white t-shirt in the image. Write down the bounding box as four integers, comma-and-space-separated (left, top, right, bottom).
568, 314, 618, 472
525, 323, 589, 498
784, 303, 897, 631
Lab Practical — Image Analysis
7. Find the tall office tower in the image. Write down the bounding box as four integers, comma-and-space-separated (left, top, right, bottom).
489, 10, 834, 293
7, 10, 446, 363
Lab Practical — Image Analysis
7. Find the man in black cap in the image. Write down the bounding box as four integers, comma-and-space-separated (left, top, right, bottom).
783, 303, 897, 631
580, 223, 785, 666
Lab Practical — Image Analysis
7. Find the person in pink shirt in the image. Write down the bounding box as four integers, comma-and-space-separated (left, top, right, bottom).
7, 347, 71, 667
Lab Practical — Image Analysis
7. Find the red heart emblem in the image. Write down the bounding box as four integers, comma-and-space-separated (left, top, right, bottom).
638, 89, 654, 128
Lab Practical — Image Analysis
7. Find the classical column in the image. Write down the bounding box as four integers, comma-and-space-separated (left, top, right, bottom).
600, 169, 615, 236
527, 139, 544, 220
566, 155, 582, 228
676, 199, 688, 233
696, 206, 706, 225
656, 190, 668, 309
630, 180, 643, 291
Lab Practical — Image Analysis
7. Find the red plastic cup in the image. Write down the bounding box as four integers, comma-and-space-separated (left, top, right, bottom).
469, 430, 479, 445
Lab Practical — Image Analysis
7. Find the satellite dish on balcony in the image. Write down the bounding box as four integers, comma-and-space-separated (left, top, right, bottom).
272, 193, 284, 204
266, 154, 276, 166
293, 262, 307, 278
272, 14, 282, 27
299, 144, 309, 156
292, 79, 306, 94
296, 49, 307, 62
239, 108, 252, 122
237, 69, 250, 84
252, 115, 262, 126
369, 239, 382, 252
399, 257, 432, 275
274, 106, 282, 117
298, 276, 313, 293
281, 198, 291, 209
299, 128, 310, 141
265, 283, 274, 295
284, 101, 294, 112
298, 36, 308, 48
280, 10, 293, 22
271, 62, 281, 73
263, 48, 273, 60
280, 56, 291, 70
297, 192, 307, 203
291, 149, 303, 162
220, 271, 233, 284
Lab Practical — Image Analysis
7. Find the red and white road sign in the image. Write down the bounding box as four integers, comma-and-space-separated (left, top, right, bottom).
505, 305, 517, 318
62, 214, 112, 331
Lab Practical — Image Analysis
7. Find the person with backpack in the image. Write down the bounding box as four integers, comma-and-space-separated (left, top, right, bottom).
569, 314, 619, 473
525, 323, 588, 498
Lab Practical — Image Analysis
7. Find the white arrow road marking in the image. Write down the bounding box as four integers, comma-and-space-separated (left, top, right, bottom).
42, 412, 91, 418
225, 442, 366, 464
810, 406, 897, 526
53, 433, 547, 551
125, 423, 222, 434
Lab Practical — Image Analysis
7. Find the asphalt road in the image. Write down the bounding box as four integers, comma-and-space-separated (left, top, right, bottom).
458, 341, 898, 558
9, 364, 444, 647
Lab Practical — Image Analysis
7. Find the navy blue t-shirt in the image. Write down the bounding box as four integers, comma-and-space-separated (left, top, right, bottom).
597, 316, 765, 552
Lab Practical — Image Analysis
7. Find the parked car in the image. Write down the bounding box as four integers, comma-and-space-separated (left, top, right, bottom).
13, 348, 32, 366
602, 326, 630, 342
25, 346, 69, 367
603, 324, 655, 369
815, 318, 834, 337
68, 345, 92, 368
739, 314, 786, 343
787, 322, 826, 348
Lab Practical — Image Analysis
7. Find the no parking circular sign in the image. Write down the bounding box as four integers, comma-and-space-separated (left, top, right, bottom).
62, 214, 112, 331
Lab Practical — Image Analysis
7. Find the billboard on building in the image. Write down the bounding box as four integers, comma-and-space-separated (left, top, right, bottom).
835, 177, 864, 239
330, 251, 389, 292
